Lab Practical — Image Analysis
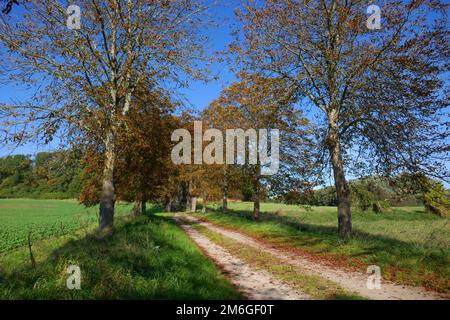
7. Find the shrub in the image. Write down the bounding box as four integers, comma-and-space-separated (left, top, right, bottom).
350, 184, 374, 211
422, 181, 450, 217
372, 200, 391, 213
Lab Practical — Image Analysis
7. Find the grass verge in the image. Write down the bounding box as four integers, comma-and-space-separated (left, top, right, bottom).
194, 208, 449, 294
0, 213, 240, 299
187, 220, 364, 300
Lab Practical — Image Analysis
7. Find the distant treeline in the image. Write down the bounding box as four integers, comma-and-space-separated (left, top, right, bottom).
0, 152, 82, 199
283, 175, 450, 216
284, 176, 423, 207
0, 152, 448, 215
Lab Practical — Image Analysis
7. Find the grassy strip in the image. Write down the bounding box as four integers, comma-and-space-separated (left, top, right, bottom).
194, 210, 450, 294
189, 221, 364, 300
0, 213, 240, 299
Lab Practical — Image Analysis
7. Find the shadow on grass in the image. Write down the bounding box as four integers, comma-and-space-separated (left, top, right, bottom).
200, 207, 449, 293
145, 204, 165, 215
210, 207, 442, 247
0, 212, 240, 300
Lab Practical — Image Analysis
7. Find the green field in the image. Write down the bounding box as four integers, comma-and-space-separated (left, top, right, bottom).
209, 202, 450, 246
202, 202, 450, 293
1, 199, 448, 298
0, 199, 133, 253
0, 200, 240, 299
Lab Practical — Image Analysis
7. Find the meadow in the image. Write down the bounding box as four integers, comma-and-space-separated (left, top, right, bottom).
202, 202, 450, 293
208, 202, 449, 246
0, 200, 239, 299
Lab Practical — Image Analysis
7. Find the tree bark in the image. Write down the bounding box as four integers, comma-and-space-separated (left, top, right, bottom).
165, 197, 173, 212
191, 197, 197, 212
253, 166, 261, 221
132, 200, 140, 217
141, 200, 146, 215
222, 165, 228, 212
327, 119, 352, 237
201, 192, 207, 213
99, 130, 116, 236
185, 180, 193, 212
185, 196, 191, 212
132, 200, 146, 217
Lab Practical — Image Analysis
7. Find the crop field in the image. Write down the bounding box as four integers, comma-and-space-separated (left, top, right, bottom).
0, 200, 239, 299
0, 199, 132, 253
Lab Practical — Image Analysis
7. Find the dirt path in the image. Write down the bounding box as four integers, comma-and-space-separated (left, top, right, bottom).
173, 215, 309, 300
182, 214, 444, 300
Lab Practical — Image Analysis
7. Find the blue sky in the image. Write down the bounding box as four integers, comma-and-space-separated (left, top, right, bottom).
0, 1, 448, 188
177, 0, 239, 111
0, 0, 239, 157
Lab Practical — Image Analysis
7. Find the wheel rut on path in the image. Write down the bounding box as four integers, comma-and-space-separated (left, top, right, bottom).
182, 214, 444, 300
173, 214, 309, 300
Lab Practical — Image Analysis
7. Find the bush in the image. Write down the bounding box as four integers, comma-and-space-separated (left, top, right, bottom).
422, 181, 450, 217
372, 200, 391, 213
350, 184, 374, 211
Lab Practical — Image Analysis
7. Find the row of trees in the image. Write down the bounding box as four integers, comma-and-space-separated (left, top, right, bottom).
1, 148, 448, 216
0, 0, 448, 237
0, 152, 81, 198
2, 147, 448, 217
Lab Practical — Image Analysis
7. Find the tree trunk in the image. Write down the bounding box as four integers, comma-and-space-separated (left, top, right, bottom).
185, 180, 193, 212
141, 200, 146, 215
191, 197, 197, 212
99, 131, 116, 237
253, 166, 260, 221
165, 197, 173, 212
132, 200, 140, 217
327, 121, 352, 237
132, 200, 146, 217
202, 193, 207, 213
222, 165, 228, 213
185, 196, 191, 212
253, 193, 260, 221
